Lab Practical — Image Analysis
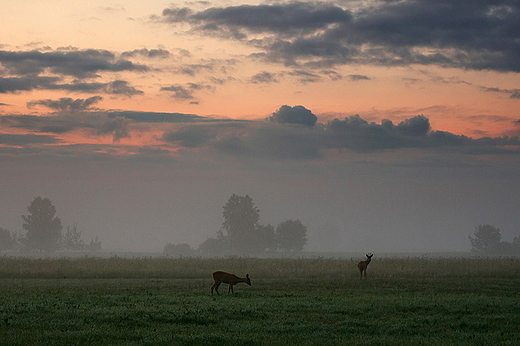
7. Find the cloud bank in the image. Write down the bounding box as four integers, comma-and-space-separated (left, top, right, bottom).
5, 98, 517, 161
160, 1, 520, 72
0, 49, 146, 97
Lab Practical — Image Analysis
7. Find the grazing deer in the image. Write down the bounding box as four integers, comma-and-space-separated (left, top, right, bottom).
211, 271, 251, 296
357, 253, 373, 279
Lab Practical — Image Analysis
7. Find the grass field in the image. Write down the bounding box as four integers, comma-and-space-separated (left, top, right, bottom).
0, 256, 519, 345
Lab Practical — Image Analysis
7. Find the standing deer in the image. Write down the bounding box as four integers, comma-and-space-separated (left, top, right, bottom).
211, 271, 251, 295
357, 253, 373, 279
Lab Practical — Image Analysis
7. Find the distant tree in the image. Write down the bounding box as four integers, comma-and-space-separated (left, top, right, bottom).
62, 223, 85, 251
163, 243, 195, 257
88, 236, 102, 252
276, 219, 307, 252
222, 194, 261, 253
22, 197, 63, 252
0, 227, 15, 251
12, 231, 27, 252
255, 223, 276, 252
469, 224, 502, 253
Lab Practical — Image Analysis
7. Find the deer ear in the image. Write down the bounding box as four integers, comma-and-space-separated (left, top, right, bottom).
246, 274, 249, 278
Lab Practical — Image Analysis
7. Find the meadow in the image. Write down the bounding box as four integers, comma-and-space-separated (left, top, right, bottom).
0, 256, 519, 345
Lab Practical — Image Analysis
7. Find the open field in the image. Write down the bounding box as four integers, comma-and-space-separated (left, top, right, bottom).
1, 257, 519, 345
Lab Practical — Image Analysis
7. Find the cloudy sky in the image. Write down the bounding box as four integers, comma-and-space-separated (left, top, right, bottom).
1, 0, 519, 253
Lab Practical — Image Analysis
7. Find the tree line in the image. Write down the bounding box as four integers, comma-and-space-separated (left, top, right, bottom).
8, 196, 515, 256
164, 194, 307, 256
0, 197, 101, 253
469, 224, 520, 255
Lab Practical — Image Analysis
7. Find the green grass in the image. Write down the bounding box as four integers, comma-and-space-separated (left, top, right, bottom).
0, 257, 519, 345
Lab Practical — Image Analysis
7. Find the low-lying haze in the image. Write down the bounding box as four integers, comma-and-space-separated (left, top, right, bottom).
1, 0, 520, 253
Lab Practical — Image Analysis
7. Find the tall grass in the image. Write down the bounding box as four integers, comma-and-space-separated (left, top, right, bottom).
1, 256, 519, 279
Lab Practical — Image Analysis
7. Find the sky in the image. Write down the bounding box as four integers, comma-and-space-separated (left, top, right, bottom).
1, 0, 519, 253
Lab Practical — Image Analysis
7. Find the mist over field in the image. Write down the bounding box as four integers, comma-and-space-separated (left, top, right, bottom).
1, 1, 520, 255
1, 148, 519, 254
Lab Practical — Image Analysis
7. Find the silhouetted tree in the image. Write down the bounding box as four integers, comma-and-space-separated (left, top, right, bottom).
62, 223, 84, 251
22, 197, 62, 252
0, 227, 15, 251
255, 223, 276, 252
469, 224, 501, 253
276, 219, 307, 252
222, 194, 261, 253
88, 236, 102, 252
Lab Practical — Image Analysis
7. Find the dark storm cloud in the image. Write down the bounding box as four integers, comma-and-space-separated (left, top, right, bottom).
324, 114, 483, 152
177, 121, 323, 160
216, 123, 323, 160
27, 96, 103, 112
0, 48, 145, 96
0, 76, 61, 93
160, 1, 520, 72
325, 115, 520, 153
0, 76, 143, 96
175, 3, 350, 35
325, 115, 409, 152
158, 111, 520, 159
0, 49, 148, 78
269, 105, 317, 127
0, 133, 60, 145
2, 105, 518, 160
395, 115, 430, 136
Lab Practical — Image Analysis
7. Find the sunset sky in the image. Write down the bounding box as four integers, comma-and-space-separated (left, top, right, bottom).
1, 0, 519, 253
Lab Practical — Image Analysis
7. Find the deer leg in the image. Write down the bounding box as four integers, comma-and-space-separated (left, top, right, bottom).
212, 283, 220, 295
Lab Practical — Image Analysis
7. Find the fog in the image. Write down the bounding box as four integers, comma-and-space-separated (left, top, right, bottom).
2, 0, 520, 256
2, 148, 519, 254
